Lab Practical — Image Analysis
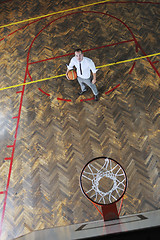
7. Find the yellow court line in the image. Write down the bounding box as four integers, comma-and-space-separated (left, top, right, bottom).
0, 52, 159, 92
0, 0, 111, 29
97, 52, 160, 69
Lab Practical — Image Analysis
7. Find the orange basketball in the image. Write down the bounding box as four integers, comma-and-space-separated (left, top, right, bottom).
67, 69, 77, 80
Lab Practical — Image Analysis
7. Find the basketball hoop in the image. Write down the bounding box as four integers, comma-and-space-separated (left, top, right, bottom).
80, 157, 127, 221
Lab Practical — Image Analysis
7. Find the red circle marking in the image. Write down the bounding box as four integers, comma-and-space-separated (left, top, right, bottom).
27, 10, 138, 101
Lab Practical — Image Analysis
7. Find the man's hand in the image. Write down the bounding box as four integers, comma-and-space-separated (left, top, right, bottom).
92, 79, 96, 84
92, 72, 96, 84
66, 69, 71, 80
66, 72, 70, 80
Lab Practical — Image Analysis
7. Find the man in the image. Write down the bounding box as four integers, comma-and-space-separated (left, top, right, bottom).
66, 49, 99, 101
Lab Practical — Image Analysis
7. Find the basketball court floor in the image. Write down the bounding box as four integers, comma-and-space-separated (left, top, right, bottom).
0, 0, 160, 239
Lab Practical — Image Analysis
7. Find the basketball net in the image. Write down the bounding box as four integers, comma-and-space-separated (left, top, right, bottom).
80, 157, 127, 221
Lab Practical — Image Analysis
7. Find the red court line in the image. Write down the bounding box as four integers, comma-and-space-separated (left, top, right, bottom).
27, 68, 50, 96
28, 39, 133, 97
152, 61, 159, 64
0, 8, 158, 99
26, 10, 138, 65
0, 1, 159, 42
57, 97, 72, 102
80, 84, 120, 102
38, 88, 50, 96
0, 63, 27, 236
58, 84, 120, 102
27, 10, 139, 98
0, 157, 14, 234
27, 10, 160, 80
16, 91, 23, 94
105, 84, 120, 94
84, 40, 134, 53
137, 43, 160, 78
0, 1, 158, 40
29, 52, 74, 64
0, 192, 6, 195
129, 62, 136, 74
80, 97, 94, 102
0, 18, 44, 42
4, 158, 12, 161
29, 39, 134, 65
14, 82, 27, 140
7, 145, 14, 148
0, 0, 12, 4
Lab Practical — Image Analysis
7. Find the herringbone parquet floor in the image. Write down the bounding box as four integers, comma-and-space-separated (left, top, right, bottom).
0, 0, 160, 239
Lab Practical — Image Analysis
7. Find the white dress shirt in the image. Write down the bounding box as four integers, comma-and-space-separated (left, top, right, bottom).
68, 56, 97, 79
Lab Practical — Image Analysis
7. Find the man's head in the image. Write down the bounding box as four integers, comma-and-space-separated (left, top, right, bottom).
75, 48, 83, 62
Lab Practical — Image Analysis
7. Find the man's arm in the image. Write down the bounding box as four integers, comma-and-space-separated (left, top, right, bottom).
66, 58, 74, 80
90, 59, 97, 84
66, 67, 70, 80
92, 72, 96, 84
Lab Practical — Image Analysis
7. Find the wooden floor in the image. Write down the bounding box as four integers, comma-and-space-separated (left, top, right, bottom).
0, 0, 160, 239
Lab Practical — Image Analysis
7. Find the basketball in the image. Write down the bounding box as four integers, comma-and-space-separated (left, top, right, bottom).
67, 69, 77, 80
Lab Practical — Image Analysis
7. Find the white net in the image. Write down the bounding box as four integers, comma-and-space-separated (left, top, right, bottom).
81, 158, 127, 205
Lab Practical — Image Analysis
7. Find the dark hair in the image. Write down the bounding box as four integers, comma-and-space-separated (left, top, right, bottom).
75, 48, 83, 53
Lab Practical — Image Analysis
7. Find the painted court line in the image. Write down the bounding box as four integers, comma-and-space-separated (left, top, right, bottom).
57, 98, 72, 102
58, 84, 121, 102
105, 84, 120, 94
0, 52, 159, 92
29, 39, 134, 65
0, 67, 27, 236
0, 0, 111, 29
129, 62, 136, 74
0, 1, 159, 29
0, 191, 6, 194
97, 52, 160, 69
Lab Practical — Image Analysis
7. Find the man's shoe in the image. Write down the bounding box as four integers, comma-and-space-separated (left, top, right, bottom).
78, 90, 87, 95
94, 94, 99, 101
